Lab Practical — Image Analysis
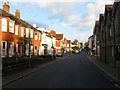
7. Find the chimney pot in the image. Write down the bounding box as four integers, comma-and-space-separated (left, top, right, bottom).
3, 1, 10, 13
15, 9, 20, 18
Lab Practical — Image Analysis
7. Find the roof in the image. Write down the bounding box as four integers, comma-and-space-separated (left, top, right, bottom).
105, 4, 113, 9
56, 34, 63, 40
0, 8, 42, 33
50, 30, 56, 37
67, 40, 71, 44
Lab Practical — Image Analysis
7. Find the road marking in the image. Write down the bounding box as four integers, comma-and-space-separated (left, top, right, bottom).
114, 84, 120, 88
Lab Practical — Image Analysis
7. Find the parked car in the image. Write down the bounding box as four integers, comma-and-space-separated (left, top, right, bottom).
57, 51, 63, 57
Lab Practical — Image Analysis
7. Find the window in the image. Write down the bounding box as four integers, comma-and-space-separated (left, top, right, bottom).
26, 44, 29, 56
26, 28, 29, 38
35, 46, 38, 50
31, 46, 33, 55
39, 33, 41, 40
9, 20, 15, 33
30, 29, 33, 38
110, 28, 112, 36
1, 41, 7, 57
15, 25, 18, 35
21, 27, 24, 37
9, 42, 14, 57
35, 32, 38, 40
67, 44, 69, 47
2, 18, 7, 32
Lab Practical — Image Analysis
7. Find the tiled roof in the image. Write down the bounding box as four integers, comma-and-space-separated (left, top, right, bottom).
56, 34, 63, 40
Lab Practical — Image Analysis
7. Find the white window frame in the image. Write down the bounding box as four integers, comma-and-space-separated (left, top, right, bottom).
2, 18, 7, 32
30, 29, 33, 38
21, 27, 24, 37
9, 20, 15, 33
1, 41, 7, 57
15, 25, 18, 35
26, 28, 29, 38
9, 42, 14, 57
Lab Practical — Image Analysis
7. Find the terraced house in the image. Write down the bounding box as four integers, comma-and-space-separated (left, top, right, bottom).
0, 2, 42, 58
90, 1, 120, 68
113, 1, 120, 67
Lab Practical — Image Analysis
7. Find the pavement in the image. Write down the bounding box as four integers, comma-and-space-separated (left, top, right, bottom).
87, 55, 120, 88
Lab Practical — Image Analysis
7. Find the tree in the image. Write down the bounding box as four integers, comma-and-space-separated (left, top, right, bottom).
72, 46, 80, 51
84, 42, 89, 47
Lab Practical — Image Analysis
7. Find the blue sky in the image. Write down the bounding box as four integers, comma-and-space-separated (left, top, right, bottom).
0, 0, 114, 43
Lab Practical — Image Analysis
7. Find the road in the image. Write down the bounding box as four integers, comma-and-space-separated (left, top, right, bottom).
3, 51, 117, 88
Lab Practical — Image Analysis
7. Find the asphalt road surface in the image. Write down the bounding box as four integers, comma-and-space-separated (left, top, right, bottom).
3, 51, 117, 88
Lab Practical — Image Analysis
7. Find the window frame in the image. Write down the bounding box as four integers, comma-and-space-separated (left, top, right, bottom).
2, 18, 7, 32
1, 41, 7, 57
9, 20, 15, 33
15, 25, 19, 36
21, 27, 24, 37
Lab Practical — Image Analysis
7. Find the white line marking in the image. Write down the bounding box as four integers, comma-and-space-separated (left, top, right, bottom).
114, 84, 120, 88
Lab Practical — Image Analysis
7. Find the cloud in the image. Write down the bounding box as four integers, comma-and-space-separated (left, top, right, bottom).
60, 0, 114, 31
4, 0, 114, 42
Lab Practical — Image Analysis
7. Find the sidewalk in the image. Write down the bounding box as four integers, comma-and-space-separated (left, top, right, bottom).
88, 55, 120, 86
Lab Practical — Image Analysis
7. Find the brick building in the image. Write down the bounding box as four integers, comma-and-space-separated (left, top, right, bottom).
0, 2, 42, 58
113, 1, 120, 67
55, 34, 64, 54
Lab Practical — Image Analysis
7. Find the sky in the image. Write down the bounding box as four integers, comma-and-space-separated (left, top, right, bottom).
0, 0, 114, 43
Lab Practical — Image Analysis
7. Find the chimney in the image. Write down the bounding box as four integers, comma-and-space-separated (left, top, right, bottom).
3, 1, 10, 13
33, 24, 37, 28
15, 9, 20, 18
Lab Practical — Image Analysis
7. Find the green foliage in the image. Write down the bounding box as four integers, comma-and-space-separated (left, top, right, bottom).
84, 42, 89, 47
72, 46, 80, 51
